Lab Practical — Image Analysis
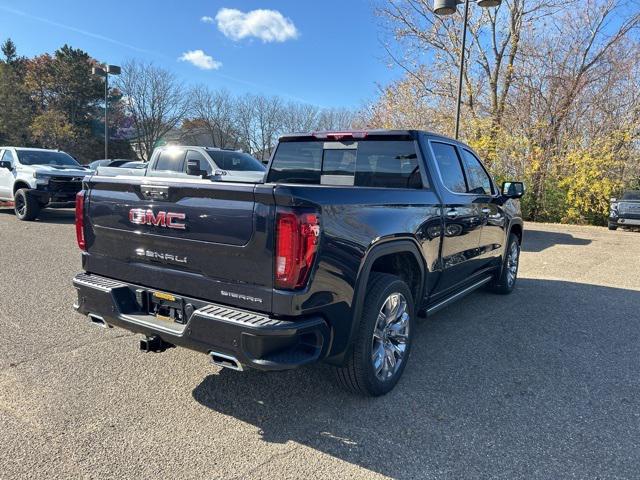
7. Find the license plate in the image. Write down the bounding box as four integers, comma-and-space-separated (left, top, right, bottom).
150, 291, 186, 323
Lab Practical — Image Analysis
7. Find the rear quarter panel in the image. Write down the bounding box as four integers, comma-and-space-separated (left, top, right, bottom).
270, 184, 442, 358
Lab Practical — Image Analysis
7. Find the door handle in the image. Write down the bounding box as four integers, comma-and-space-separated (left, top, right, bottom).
481, 207, 491, 214
446, 209, 459, 219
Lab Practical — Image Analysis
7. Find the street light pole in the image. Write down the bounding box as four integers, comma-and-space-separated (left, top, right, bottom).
454, 0, 470, 140
434, 0, 501, 139
92, 64, 120, 160
104, 72, 108, 160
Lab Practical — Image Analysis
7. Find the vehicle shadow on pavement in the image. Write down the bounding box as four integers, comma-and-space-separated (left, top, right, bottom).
192, 278, 640, 479
0, 208, 75, 224
522, 229, 591, 252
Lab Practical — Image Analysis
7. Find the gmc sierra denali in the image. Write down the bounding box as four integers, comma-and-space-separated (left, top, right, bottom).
72, 130, 525, 396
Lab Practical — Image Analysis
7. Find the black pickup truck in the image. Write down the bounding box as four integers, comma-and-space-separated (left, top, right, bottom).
73, 130, 524, 396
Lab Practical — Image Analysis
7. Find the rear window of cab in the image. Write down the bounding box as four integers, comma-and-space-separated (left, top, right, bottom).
267, 140, 424, 189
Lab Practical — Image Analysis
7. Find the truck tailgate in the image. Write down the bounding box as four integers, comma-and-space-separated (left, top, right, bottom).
83, 176, 275, 311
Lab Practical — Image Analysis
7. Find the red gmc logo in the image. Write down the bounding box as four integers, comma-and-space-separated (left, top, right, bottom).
129, 208, 186, 230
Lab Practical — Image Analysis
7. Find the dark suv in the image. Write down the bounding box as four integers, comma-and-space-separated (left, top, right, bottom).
73, 130, 525, 396
609, 191, 640, 230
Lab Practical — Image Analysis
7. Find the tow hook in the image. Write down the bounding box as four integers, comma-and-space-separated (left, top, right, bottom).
139, 335, 172, 353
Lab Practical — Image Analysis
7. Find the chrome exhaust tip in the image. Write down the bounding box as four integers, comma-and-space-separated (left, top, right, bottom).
209, 351, 243, 371
88, 314, 109, 328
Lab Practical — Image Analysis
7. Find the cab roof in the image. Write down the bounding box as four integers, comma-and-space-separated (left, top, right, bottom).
278, 129, 460, 144
0, 147, 65, 152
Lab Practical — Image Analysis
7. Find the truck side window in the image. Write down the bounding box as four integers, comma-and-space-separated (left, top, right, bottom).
155, 149, 186, 172
461, 149, 493, 195
186, 150, 212, 176
2, 149, 15, 165
431, 142, 467, 194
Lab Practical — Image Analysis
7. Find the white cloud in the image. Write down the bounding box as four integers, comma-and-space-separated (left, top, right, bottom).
214, 8, 298, 43
179, 50, 222, 70
201, 15, 214, 24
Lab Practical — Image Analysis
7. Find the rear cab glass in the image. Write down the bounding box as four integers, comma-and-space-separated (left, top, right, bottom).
267, 138, 424, 189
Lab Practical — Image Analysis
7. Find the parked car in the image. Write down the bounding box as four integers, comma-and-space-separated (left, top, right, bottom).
120, 161, 147, 169
96, 161, 148, 177
0, 147, 90, 220
609, 191, 640, 230
87, 159, 133, 171
72, 130, 524, 396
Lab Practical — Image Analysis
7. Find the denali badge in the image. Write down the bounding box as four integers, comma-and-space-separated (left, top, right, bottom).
129, 208, 186, 229
135, 248, 187, 264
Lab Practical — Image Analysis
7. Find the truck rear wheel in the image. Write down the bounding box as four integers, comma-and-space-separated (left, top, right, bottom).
14, 189, 40, 221
334, 273, 414, 397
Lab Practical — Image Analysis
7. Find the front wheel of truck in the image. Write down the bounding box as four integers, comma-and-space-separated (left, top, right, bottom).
334, 273, 414, 397
14, 189, 40, 221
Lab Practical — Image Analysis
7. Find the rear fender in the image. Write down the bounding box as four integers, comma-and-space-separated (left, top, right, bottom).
329, 239, 426, 365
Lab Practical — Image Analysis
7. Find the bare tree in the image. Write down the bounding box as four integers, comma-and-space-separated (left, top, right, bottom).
281, 101, 320, 134
234, 94, 285, 161
189, 86, 241, 149
377, 0, 569, 156
370, 0, 640, 224
516, 0, 640, 217
118, 60, 190, 160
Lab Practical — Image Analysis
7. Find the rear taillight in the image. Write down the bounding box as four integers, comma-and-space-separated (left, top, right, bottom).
75, 190, 86, 251
275, 209, 320, 290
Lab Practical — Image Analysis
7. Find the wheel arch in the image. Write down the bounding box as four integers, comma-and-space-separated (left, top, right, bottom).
509, 221, 523, 245
343, 239, 426, 360
497, 219, 524, 277
13, 180, 32, 195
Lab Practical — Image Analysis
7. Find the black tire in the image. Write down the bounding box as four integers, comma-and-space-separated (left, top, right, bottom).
489, 233, 520, 295
608, 224, 618, 231
14, 189, 40, 221
334, 273, 415, 397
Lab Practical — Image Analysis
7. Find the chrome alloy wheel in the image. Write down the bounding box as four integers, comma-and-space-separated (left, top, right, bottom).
371, 293, 410, 381
506, 241, 520, 287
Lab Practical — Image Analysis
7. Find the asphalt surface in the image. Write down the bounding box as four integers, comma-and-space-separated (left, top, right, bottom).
1, 207, 639, 479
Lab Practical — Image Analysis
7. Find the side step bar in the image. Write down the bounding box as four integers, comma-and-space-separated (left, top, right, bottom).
426, 276, 493, 316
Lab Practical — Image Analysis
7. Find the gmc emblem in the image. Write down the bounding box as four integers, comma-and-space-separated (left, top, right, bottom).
129, 208, 186, 230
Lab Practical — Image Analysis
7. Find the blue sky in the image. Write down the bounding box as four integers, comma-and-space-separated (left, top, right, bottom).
0, 0, 399, 108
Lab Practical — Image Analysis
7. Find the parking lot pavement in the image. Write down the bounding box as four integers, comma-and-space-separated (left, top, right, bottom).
1, 208, 639, 479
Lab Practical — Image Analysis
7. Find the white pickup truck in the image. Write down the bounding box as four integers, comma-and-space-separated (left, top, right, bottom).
97, 146, 266, 183
0, 147, 90, 220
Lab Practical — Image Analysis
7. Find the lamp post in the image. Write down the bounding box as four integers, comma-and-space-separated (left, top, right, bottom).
433, 0, 501, 139
92, 64, 121, 160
